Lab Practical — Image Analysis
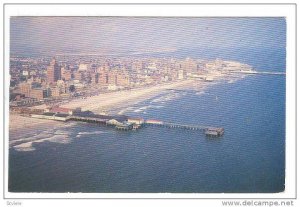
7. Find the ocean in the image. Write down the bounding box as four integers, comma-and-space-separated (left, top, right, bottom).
8, 49, 286, 193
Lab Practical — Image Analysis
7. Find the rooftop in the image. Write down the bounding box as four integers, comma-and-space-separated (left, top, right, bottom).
43, 112, 55, 116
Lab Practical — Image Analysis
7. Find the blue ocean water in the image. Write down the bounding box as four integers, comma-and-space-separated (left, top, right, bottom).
9, 49, 285, 193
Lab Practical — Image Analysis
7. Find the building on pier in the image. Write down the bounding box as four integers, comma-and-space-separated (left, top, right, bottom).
115, 122, 134, 130
31, 112, 70, 121
127, 117, 145, 125
205, 127, 224, 137
145, 119, 163, 125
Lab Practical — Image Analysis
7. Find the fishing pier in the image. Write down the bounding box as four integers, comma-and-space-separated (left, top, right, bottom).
144, 121, 224, 136
28, 108, 224, 137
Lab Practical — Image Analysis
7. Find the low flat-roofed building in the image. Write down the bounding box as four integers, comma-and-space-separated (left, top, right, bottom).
31, 112, 70, 121
145, 119, 163, 125
49, 106, 76, 115
30, 88, 48, 100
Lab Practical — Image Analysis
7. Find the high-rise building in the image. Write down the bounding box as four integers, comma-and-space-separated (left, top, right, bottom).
182, 58, 197, 74
98, 71, 109, 86
74, 71, 83, 81
108, 71, 117, 85
19, 82, 31, 97
29, 88, 48, 100
47, 58, 61, 84
91, 73, 99, 84
116, 72, 130, 86
178, 70, 184, 80
19, 82, 48, 100
61, 67, 72, 81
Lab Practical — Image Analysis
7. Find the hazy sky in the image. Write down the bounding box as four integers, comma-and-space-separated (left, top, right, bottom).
10, 17, 286, 56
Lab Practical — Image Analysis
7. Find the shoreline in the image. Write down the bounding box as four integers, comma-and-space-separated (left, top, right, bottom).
59, 79, 197, 114
9, 79, 196, 142
9, 74, 239, 143
9, 113, 62, 142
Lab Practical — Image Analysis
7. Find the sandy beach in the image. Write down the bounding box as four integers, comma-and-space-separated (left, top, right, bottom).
60, 79, 197, 113
9, 80, 196, 142
9, 114, 61, 141
9, 76, 231, 144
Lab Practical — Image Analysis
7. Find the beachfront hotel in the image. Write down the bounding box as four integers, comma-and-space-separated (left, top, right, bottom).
47, 58, 61, 84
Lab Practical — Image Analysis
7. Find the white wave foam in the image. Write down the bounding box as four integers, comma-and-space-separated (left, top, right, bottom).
47, 135, 71, 144
117, 107, 135, 114
150, 93, 182, 104
139, 106, 150, 110
12, 130, 72, 151
228, 79, 237, 84
76, 131, 106, 138
78, 131, 105, 135
132, 104, 165, 114
195, 91, 206, 96
54, 130, 72, 135
13, 142, 35, 152
64, 122, 78, 127
133, 109, 143, 113
151, 105, 164, 109
10, 131, 53, 146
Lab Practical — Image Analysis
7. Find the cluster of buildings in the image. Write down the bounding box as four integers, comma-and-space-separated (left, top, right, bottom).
9, 55, 252, 107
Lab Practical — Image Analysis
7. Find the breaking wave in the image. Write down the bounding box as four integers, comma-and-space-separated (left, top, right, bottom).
76, 131, 107, 138
12, 128, 72, 152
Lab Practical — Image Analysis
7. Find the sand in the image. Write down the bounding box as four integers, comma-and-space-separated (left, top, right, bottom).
9, 76, 232, 143
9, 80, 196, 141
9, 114, 61, 141
59, 79, 196, 113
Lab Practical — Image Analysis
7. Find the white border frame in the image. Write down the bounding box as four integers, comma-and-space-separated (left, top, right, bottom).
3, 4, 296, 199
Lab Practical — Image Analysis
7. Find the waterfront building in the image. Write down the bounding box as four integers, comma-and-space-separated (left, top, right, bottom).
18, 82, 48, 100
48, 106, 79, 115
116, 72, 130, 86
19, 82, 31, 97
47, 58, 61, 84
131, 61, 143, 74
145, 119, 163, 125
10, 97, 36, 107
50, 87, 60, 97
127, 118, 145, 125
29, 88, 48, 100
31, 113, 70, 121
182, 58, 197, 73
91, 73, 99, 84
108, 71, 117, 85
178, 70, 184, 80
61, 67, 72, 81
74, 71, 85, 81
98, 72, 109, 86
78, 63, 88, 72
